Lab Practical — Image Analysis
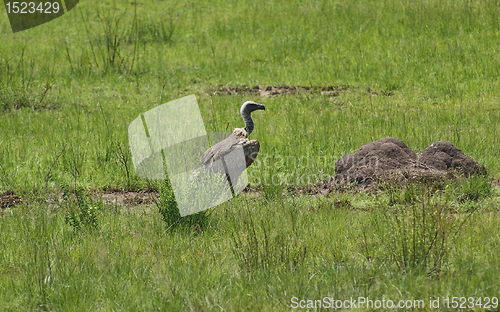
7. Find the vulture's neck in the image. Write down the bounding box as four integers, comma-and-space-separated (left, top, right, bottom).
241, 110, 254, 136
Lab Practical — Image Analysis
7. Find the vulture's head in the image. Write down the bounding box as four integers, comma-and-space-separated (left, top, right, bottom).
240, 101, 265, 137
240, 101, 265, 116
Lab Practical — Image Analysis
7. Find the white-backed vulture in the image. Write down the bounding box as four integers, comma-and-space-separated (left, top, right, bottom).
202, 101, 265, 187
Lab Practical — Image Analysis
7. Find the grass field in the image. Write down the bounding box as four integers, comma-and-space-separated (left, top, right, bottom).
1, 0, 500, 311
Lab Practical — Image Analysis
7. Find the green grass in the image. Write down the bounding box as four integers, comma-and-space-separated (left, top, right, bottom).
1, 0, 500, 310
1, 188, 499, 311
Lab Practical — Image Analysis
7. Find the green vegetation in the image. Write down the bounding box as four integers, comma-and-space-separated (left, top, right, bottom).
1, 0, 499, 310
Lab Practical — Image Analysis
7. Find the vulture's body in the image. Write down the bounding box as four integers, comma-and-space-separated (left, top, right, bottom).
202, 101, 265, 186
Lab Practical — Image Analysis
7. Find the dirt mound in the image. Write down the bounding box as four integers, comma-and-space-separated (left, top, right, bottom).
333, 137, 486, 186
211, 85, 347, 97
420, 141, 486, 176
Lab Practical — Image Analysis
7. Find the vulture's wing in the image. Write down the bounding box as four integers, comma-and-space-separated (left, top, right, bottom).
203, 133, 260, 169
203, 133, 243, 166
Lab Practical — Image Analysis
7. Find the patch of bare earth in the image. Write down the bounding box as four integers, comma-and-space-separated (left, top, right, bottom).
97, 190, 159, 208
286, 183, 332, 197
0, 192, 24, 208
210, 85, 349, 97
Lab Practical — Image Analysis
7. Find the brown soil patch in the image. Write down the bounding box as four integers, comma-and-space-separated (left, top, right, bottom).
366, 87, 394, 96
332, 137, 486, 188
0, 192, 25, 208
211, 85, 349, 97
286, 181, 332, 197
97, 190, 159, 207
97, 187, 266, 208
